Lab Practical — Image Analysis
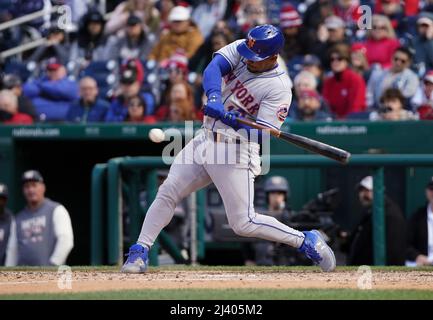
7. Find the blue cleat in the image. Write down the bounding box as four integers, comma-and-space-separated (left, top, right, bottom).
298, 230, 336, 272
121, 244, 149, 273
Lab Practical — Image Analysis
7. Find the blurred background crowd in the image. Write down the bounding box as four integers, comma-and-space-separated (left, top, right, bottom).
0, 0, 433, 125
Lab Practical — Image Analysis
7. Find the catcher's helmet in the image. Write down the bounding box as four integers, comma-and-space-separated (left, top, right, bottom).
237, 24, 284, 62
264, 176, 290, 195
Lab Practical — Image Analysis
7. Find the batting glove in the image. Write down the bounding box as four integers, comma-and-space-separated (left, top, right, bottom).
204, 94, 225, 120
221, 111, 240, 128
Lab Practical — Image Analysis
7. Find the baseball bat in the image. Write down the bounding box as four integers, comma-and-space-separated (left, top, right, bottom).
237, 117, 351, 164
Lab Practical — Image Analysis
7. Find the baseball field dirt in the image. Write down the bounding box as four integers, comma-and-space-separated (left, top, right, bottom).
1, 266, 433, 299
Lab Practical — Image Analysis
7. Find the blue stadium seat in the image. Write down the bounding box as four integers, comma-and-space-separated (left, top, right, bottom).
79, 60, 118, 100
3, 61, 33, 82
0, 0, 14, 11
286, 55, 304, 80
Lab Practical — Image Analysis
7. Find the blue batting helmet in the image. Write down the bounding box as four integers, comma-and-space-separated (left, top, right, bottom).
237, 24, 284, 62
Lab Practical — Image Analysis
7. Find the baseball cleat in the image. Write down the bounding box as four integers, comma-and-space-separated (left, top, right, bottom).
121, 243, 149, 273
298, 230, 336, 272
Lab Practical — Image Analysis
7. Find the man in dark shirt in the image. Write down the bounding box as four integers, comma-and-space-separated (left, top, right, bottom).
346, 176, 407, 265
66, 77, 109, 123
407, 177, 433, 266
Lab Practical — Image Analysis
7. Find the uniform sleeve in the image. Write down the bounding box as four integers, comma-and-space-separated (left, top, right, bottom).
50, 205, 74, 266
215, 40, 243, 71
256, 89, 292, 130
5, 219, 18, 267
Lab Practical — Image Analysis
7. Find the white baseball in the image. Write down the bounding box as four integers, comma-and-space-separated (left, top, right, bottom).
149, 128, 165, 143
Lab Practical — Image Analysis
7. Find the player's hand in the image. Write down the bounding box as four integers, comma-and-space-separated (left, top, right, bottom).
221, 111, 240, 128
204, 94, 224, 119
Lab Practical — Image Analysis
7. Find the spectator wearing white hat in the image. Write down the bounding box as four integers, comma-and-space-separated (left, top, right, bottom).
148, 6, 204, 62
341, 175, 407, 266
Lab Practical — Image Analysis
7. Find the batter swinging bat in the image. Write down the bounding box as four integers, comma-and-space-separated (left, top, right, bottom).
237, 117, 351, 164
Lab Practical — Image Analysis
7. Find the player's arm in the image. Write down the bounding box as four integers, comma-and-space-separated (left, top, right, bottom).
202, 54, 232, 119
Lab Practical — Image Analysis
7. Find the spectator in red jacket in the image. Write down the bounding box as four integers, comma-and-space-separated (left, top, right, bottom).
322, 44, 366, 119
364, 15, 400, 69
125, 95, 157, 124
0, 90, 33, 124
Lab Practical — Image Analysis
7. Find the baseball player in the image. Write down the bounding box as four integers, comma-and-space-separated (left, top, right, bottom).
122, 24, 336, 273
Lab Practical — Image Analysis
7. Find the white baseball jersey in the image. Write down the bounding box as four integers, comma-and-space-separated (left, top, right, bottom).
204, 40, 293, 138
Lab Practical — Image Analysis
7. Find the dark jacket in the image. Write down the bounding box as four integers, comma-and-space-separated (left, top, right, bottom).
413, 36, 433, 73
347, 197, 407, 266
70, 9, 109, 62
407, 205, 429, 261
66, 98, 109, 123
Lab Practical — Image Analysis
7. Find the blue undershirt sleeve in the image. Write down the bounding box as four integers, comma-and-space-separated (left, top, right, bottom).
202, 53, 232, 100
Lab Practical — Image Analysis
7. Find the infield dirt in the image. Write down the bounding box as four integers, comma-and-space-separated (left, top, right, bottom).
1, 268, 432, 295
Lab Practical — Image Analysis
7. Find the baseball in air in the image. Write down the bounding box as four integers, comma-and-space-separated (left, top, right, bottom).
149, 128, 165, 143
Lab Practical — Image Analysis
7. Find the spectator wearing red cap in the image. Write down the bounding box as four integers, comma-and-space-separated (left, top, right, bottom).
149, 6, 204, 62
363, 15, 400, 69
322, 44, 366, 119
22, 60, 79, 122
279, 4, 316, 63
411, 71, 433, 116
0, 90, 33, 125
288, 89, 332, 122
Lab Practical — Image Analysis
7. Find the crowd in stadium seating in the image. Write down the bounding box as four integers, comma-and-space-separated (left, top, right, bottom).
1, 0, 433, 124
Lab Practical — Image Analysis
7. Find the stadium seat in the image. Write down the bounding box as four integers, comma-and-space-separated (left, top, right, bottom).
79, 60, 118, 100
